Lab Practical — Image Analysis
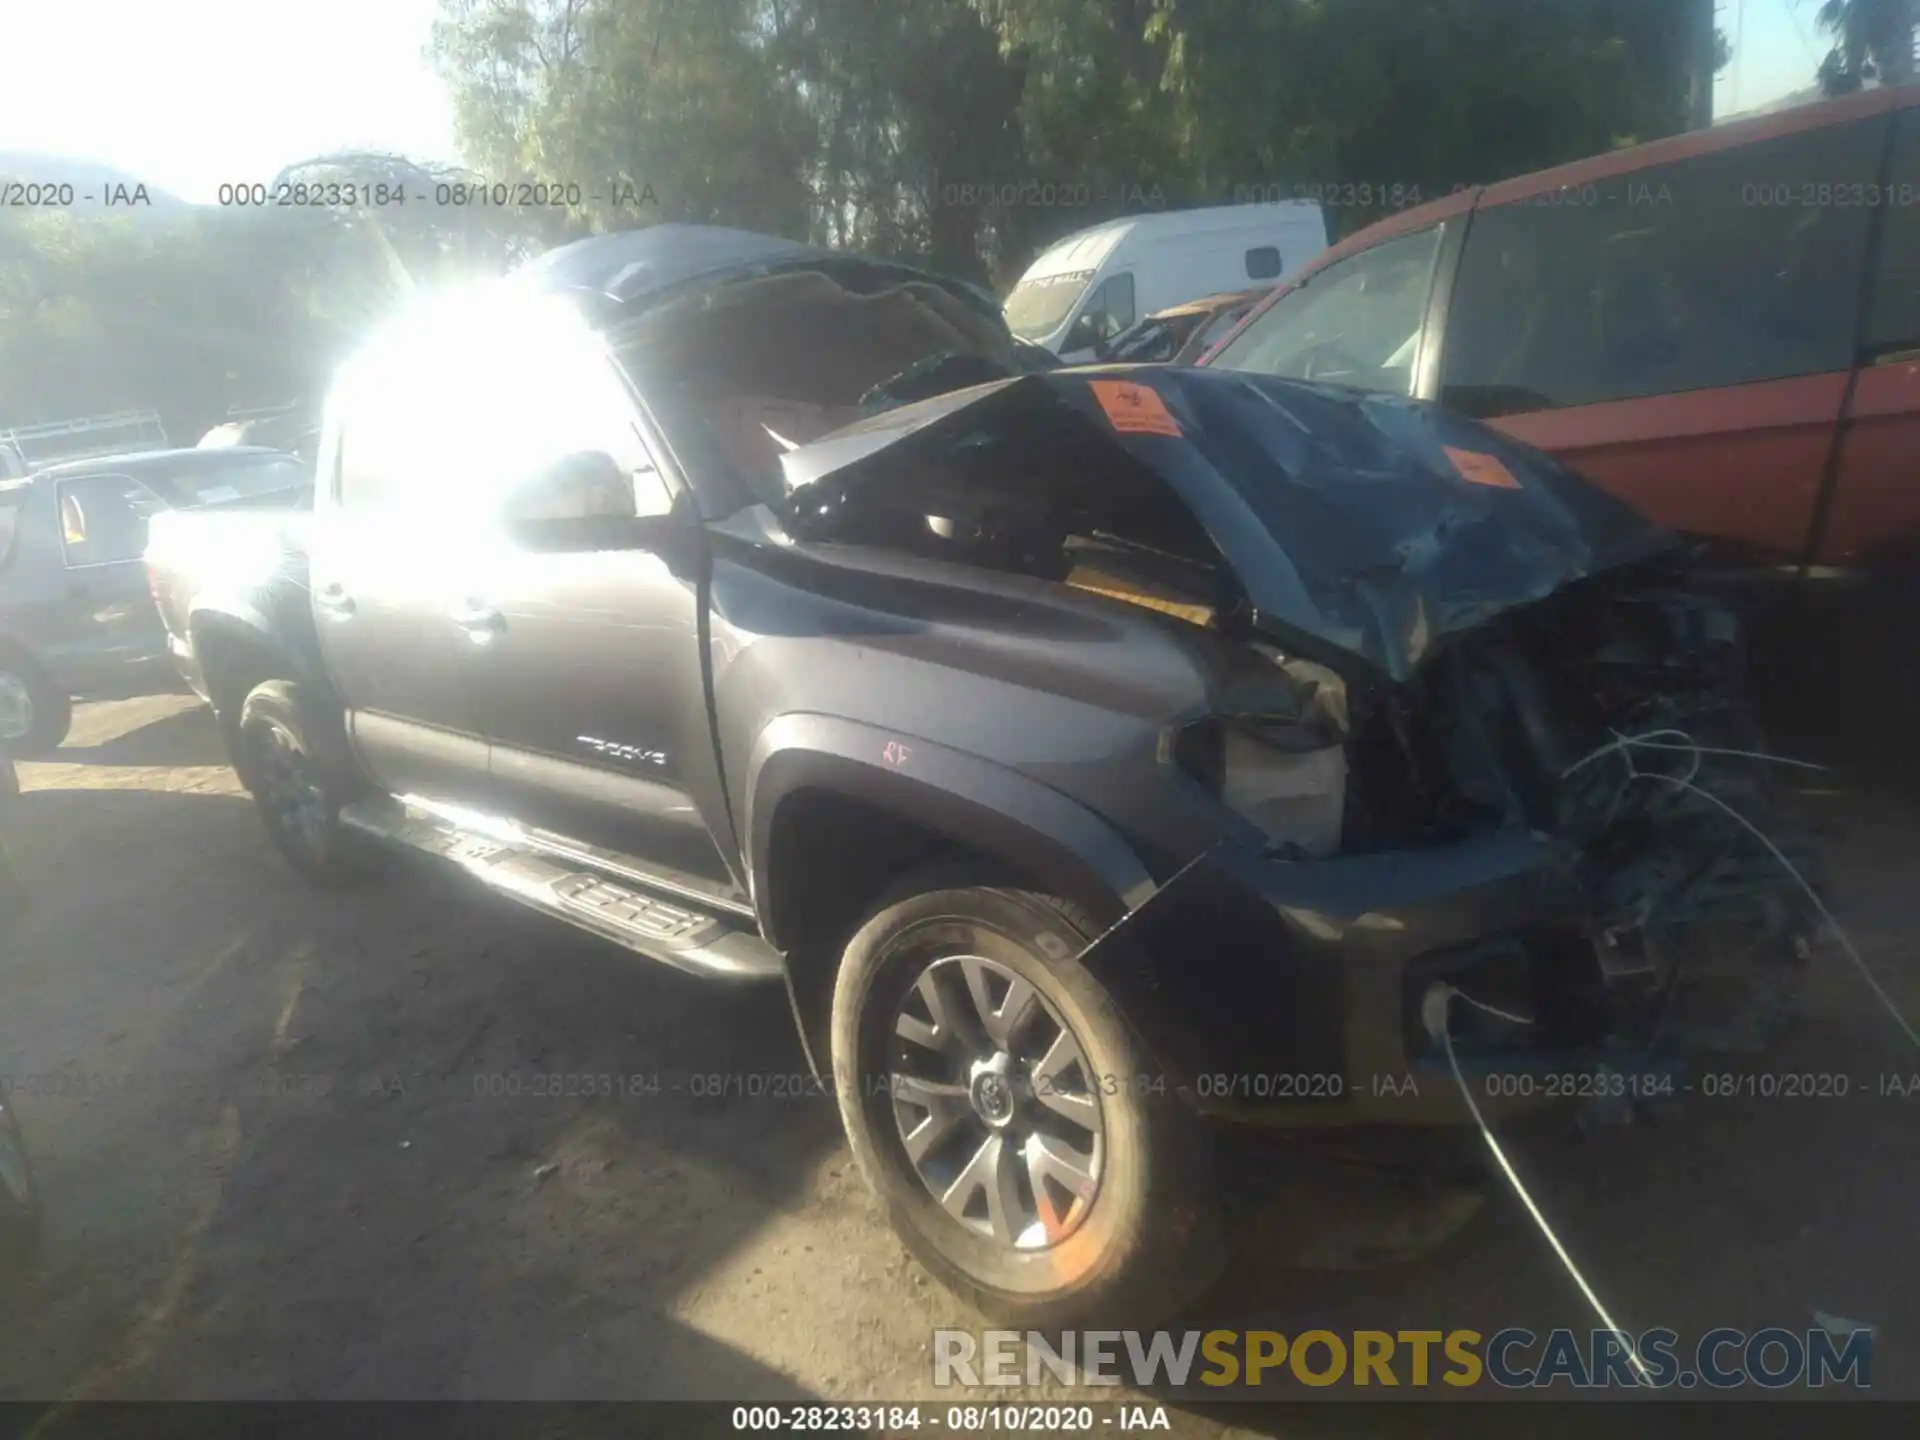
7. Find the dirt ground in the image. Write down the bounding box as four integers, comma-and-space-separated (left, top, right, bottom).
0, 695, 1914, 1426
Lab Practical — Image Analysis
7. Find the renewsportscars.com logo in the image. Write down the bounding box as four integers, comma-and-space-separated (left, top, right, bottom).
932, 1326, 1874, 1390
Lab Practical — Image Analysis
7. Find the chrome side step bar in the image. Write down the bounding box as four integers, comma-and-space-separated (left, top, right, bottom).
338, 797, 783, 984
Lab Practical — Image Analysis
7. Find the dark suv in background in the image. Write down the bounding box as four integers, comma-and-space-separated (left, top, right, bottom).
0, 446, 307, 752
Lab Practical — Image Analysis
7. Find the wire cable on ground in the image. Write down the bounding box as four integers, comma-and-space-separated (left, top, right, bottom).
1428, 724, 1915, 1388
1425, 984, 1652, 1384
1565, 728, 1918, 1051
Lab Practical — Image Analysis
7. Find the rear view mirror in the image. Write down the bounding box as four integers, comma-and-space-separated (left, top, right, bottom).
502, 450, 635, 525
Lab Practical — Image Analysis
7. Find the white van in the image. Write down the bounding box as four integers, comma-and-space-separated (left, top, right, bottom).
1003, 202, 1328, 361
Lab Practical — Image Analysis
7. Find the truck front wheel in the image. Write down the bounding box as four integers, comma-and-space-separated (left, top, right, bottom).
830, 874, 1220, 1327
238, 680, 380, 887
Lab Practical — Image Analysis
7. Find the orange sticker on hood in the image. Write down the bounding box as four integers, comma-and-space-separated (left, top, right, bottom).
1088, 380, 1182, 437
1443, 445, 1522, 490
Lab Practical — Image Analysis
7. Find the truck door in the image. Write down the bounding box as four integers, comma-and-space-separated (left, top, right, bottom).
306, 339, 492, 805
457, 320, 745, 900
46, 469, 171, 678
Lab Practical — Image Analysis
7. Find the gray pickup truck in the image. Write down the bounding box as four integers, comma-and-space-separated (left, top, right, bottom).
0, 447, 307, 751
144, 226, 1817, 1326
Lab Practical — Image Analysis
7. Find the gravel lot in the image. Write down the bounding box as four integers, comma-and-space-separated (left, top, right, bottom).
0, 695, 1913, 1426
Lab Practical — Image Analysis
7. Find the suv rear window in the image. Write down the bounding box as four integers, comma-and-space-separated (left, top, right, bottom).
1207, 226, 1442, 395
1441, 117, 1885, 418
157, 455, 307, 506
57, 473, 166, 567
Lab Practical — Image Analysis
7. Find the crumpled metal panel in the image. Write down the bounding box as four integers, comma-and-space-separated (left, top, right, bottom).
779, 366, 1675, 681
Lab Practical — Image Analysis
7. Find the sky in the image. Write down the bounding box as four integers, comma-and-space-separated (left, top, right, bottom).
0, 0, 1843, 204
1717, 0, 1838, 115
0, 0, 460, 202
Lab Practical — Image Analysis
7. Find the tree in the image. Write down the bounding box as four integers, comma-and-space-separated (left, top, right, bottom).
265, 151, 561, 360
985, 0, 1719, 241
766, 0, 1028, 281
430, 0, 814, 235
1815, 0, 1917, 93
0, 206, 317, 438
0, 147, 530, 439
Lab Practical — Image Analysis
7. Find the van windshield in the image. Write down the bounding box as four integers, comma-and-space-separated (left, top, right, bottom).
1003, 269, 1095, 340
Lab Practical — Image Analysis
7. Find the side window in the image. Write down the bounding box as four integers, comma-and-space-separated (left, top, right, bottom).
1442, 118, 1885, 419
1192, 304, 1252, 355
1245, 245, 1282, 280
493, 334, 674, 519
1078, 273, 1136, 343
1110, 319, 1180, 363
332, 307, 671, 521
1866, 109, 1920, 354
335, 396, 405, 510
1206, 226, 1443, 395
57, 473, 166, 566
333, 354, 425, 511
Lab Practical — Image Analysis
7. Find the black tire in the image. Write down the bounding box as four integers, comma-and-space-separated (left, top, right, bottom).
0, 651, 72, 757
237, 680, 381, 886
831, 872, 1221, 1327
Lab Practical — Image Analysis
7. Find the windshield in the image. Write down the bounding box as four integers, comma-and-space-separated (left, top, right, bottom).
1207, 227, 1442, 395
1002, 269, 1095, 340
611, 265, 1031, 513
155, 455, 308, 506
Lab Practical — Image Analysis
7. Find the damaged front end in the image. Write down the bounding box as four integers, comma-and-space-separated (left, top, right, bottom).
1088, 561, 1823, 1127
1366, 566, 1821, 1091
772, 368, 1822, 1125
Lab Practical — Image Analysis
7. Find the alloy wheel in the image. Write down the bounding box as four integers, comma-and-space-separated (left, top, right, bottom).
887, 952, 1105, 1250
255, 721, 331, 853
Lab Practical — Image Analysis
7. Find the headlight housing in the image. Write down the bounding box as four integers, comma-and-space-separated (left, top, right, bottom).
1165, 713, 1348, 858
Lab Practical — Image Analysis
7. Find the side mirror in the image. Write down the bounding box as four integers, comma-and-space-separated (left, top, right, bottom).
1064, 311, 1103, 356
501, 450, 635, 525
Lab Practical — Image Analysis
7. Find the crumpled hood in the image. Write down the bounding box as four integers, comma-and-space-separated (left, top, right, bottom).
779, 367, 1675, 681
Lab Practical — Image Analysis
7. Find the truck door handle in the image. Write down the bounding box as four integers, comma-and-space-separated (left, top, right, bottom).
315, 583, 356, 619
451, 601, 505, 641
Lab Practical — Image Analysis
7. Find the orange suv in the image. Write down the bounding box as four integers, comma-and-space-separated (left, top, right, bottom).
1203, 85, 1920, 577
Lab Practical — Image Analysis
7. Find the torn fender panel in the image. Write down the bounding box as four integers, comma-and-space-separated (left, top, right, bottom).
779, 368, 1675, 681
1070, 830, 1570, 1110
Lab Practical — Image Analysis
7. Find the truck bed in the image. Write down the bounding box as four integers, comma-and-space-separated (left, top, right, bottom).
144, 496, 315, 703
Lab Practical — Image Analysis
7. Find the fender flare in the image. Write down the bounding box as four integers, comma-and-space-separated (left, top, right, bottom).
187, 600, 329, 700
743, 713, 1157, 952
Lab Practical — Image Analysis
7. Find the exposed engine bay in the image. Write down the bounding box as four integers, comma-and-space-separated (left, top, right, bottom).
608, 277, 1821, 1081
1363, 567, 1821, 1064
743, 364, 1824, 1079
